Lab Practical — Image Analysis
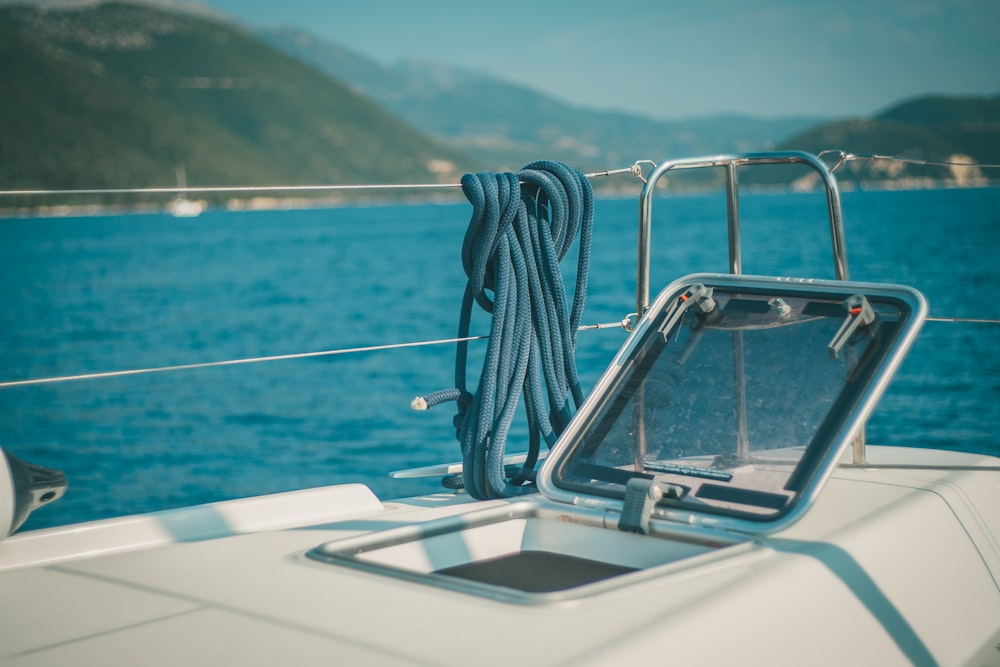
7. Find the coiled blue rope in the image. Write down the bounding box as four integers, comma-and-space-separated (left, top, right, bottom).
415, 161, 593, 499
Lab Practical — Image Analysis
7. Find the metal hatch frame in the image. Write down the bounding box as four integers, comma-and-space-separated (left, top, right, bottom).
535, 151, 927, 537
537, 272, 927, 537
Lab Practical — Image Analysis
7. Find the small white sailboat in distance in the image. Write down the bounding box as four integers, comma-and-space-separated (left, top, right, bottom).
168, 164, 204, 217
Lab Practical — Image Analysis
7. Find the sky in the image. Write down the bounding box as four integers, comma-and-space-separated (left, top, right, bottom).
13, 0, 1000, 120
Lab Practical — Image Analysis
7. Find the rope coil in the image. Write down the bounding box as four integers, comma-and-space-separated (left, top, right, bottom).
414, 161, 594, 499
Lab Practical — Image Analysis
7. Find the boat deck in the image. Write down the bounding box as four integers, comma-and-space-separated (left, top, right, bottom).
2, 446, 998, 666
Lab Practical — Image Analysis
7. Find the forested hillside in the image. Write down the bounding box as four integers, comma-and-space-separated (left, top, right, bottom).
0, 2, 471, 208
777, 95, 1000, 188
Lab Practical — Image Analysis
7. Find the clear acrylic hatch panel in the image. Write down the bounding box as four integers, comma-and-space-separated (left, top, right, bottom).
552, 277, 920, 521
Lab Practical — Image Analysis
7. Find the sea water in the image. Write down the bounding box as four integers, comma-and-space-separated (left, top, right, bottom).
2, 187, 999, 531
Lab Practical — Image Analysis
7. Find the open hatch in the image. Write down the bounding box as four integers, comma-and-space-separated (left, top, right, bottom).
308, 153, 927, 603
538, 273, 926, 533
310, 274, 925, 603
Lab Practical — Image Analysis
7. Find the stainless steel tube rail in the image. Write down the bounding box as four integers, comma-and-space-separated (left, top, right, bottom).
635, 151, 858, 461
636, 151, 848, 317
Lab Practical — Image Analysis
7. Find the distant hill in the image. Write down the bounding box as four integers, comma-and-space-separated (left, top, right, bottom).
259, 27, 828, 178
0, 2, 472, 209
777, 95, 1000, 188
262, 26, 1000, 190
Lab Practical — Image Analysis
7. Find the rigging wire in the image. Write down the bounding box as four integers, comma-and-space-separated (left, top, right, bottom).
0, 322, 629, 389
1, 314, 995, 390
2, 314, 995, 390
0, 183, 461, 197
0, 335, 486, 389
0, 165, 646, 198
819, 150, 1000, 172
1, 153, 997, 199
0, 162, 642, 392
927, 316, 1000, 324
0, 152, 997, 199
1, 152, 998, 391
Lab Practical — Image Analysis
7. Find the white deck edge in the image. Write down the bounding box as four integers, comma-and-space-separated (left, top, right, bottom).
0, 483, 383, 571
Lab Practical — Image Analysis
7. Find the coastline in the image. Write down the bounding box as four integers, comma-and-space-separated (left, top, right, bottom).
2, 178, 996, 219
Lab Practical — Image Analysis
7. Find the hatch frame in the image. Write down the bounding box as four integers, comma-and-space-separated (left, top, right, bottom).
537, 272, 927, 537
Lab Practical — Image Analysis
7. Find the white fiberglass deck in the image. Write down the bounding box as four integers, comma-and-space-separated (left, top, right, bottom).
1, 446, 998, 666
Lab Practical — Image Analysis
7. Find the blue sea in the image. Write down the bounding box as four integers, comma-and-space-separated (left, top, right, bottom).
2, 187, 999, 532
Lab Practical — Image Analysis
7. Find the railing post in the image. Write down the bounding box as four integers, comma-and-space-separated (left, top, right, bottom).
725, 160, 741, 275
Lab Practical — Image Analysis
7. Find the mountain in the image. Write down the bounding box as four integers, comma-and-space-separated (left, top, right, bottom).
0, 2, 471, 208
2, 2, 995, 212
261, 27, 1000, 190
258, 27, 828, 175
776, 95, 1000, 188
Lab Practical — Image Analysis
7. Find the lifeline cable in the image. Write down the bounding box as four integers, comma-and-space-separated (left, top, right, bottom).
413, 161, 594, 499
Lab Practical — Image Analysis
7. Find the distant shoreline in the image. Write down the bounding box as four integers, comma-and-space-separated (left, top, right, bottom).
2, 180, 996, 219
0, 191, 468, 219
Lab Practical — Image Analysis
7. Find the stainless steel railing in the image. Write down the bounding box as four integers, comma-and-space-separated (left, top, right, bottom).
635, 151, 848, 317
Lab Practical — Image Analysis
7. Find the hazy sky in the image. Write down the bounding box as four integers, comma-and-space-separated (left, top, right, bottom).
13, 0, 1000, 120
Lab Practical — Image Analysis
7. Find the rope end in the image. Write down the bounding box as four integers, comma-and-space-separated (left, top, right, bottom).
410, 396, 429, 411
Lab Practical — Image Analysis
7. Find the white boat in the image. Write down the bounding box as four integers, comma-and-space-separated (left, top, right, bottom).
168, 197, 205, 218
168, 164, 205, 217
1, 152, 998, 666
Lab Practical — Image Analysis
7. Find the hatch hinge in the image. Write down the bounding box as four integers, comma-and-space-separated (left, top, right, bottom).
617, 478, 686, 534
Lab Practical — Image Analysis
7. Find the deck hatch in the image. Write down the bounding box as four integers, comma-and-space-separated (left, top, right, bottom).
311, 273, 925, 602
537, 273, 927, 535
307, 501, 744, 604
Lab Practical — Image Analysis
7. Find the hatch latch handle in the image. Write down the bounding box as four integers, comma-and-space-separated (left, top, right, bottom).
657, 283, 720, 342
618, 478, 687, 534
828, 294, 877, 359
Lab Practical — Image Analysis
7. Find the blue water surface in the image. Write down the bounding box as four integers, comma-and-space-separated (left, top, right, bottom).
2, 186, 998, 530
